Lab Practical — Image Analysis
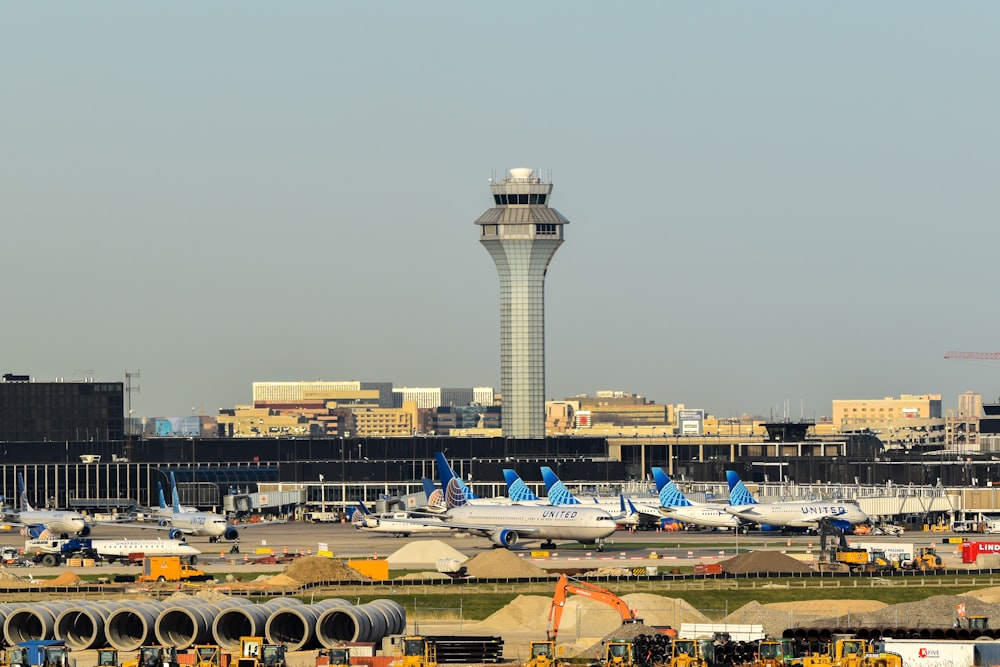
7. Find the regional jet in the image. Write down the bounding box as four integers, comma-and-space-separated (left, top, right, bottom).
723, 470, 869, 530
351, 502, 453, 537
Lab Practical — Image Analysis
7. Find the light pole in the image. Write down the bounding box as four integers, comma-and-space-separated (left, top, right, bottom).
319, 474, 325, 512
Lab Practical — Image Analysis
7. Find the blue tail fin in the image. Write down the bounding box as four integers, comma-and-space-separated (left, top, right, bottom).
169, 472, 182, 513
157, 482, 167, 510
503, 469, 541, 503
652, 468, 693, 508
435, 452, 475, 509
540, 467, 582, 506
726, 470, 758, 505
18, 473, 33, 512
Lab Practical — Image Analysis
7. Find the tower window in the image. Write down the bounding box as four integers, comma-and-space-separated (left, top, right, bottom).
493, 195, 503, 205
536, 224, 557, 235
482, 225, 498, 236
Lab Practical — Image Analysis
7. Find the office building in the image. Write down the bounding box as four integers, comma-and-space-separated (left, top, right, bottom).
0, 375, 124, 442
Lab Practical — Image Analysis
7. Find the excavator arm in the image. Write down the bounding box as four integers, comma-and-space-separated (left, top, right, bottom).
547, 574, 638, 640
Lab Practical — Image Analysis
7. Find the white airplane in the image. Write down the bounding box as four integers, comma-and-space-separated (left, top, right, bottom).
402, 454, 618, 550
351, 502, 453, 537
724, 470, 870, 530
27, 536, 203, 564
3, 473, 91, 538
159, 472, 238, 542
651, 468, 740, 529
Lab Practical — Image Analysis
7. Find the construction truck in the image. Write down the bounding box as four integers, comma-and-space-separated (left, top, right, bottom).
525, 641, 565, 667
903, 547, 944, 571
547, 574, 641, 641
396, 637, 437, 667
137, 556, 211, 583
237, 637, 285, 667
755, 640, 787, 667
315, 647, 351, 667
832, 548, 897, 573
122, 646, 179, 667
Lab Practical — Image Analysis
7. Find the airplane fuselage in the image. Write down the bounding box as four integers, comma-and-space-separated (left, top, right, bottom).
447, 505, 617, 542
662, 504, 741, 528
726, 501, 868, 527
16, 510, 88, 536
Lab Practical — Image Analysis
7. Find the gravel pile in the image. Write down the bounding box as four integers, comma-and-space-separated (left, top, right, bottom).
464, 549, 548, 578
386, 539, 467, 569
720, 550, 812, 574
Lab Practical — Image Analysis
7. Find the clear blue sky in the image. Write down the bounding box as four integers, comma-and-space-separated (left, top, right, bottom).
3, 4, 999, 419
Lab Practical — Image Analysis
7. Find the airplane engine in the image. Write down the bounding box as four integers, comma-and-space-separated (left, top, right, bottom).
159, 519, 170, 527
168, 528, 184, 540
489, 529, 518, 548
224, 527, 240, 541
78, 524, 91, 537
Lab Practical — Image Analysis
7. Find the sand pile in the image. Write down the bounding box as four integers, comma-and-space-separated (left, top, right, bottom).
479, 595, 551, 630
966, 586, 1000, 603
0, 569, 26, 583
568, 622, 667, 660
260, 573, 301, 588
283, 556, 368, 583
386, 540, 466, 570
464, 550, 547, 578
720, 550, 812, 574
809, 594, 998, 629
46, 571, 82, 586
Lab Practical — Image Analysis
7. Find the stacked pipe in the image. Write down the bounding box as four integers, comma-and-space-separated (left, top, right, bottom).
0, 597, 406, 652
782, 627, 1000, 641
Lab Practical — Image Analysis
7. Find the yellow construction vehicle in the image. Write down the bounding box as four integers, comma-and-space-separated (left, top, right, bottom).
907, 547, 944, 571
96, 649, 118, 667
0, 647, 28, 667
797, 636, 867, 667
237, 637, 285, 667
600, 640, 636, 667
668, 639, 706, 667
315, 647, 351, 667
192, 645, 229, 667
525, 641, 565, 667
397, 637, 437, 667
755, 640, 787, 667
122, 647, 179, 667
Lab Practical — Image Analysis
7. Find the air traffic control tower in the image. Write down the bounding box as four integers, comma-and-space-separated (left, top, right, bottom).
475, 168, 569, 439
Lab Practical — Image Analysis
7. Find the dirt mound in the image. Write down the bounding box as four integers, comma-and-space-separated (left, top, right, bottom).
720, 550, 812, 574
260, 573, 301, 588
282, 556, 368, 583
480, 595, 551, 630
464, 550, 547, 578
386, 540, 467, 569
46, 571, 82, 586
809, 594, 998, 629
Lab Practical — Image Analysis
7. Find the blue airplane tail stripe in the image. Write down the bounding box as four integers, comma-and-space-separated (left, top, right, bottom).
726, 470, 758, 505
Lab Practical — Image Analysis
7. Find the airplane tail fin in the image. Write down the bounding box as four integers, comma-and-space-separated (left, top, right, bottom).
652, 467, 693, 508
157, 482, 167, 510
435, 452, 475, 509
17, 473, 33, 512
726, 470, 759, 505
350, 502, 369, 527
169, 472, 182, 513
503, 469, 541, 503
421, 478, 445, 509
540, 467, 582, 506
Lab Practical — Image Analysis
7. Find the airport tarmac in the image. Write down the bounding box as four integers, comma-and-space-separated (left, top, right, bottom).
0, 520, 968, 575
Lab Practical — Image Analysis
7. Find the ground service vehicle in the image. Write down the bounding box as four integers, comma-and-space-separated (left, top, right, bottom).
315, 647, 350, 667
137, 556, 210, 582
547, 574, 640, 641
237, 637, 285, 667
123, 646, 179, 667
398, 637, 437, 667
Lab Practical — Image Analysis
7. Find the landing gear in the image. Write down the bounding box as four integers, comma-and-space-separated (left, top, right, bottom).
596, 541, 605, 553
209, 536, 218, 543
541, 540, 557, 549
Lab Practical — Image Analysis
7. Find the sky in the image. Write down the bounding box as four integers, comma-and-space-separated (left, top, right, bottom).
3, 4, 999, 420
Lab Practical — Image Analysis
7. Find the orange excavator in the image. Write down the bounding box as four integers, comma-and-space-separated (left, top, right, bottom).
546, 573, 642, 641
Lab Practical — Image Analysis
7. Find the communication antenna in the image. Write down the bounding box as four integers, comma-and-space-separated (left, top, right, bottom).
125, 370, 141, 437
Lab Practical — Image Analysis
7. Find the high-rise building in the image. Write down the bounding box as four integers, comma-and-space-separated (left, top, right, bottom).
476, 168, 568, 438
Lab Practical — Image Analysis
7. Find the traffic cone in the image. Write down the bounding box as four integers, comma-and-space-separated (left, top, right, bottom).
243, 553, 248, 563
283, 546, 288, 555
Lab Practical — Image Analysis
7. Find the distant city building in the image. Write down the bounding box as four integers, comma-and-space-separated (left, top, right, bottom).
833, 394, 945, 449
392, 387, 477, 409
476, 168, 568, 439
0, 375, 124, 442
568, 392, 671, 427
420, 405, 502, 435
252, 381, 393, 408
473, 386, 496, 406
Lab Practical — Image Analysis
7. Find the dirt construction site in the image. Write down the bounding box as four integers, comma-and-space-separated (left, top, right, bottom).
3, 537, 1000, 667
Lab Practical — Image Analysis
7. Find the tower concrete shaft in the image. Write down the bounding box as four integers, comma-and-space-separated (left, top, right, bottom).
475, 168, 569, 439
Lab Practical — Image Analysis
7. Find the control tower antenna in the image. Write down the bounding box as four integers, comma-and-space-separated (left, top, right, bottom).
474, 167, 570, 439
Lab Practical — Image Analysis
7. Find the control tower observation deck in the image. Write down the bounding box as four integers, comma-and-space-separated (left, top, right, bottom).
475, 168, 570, 440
